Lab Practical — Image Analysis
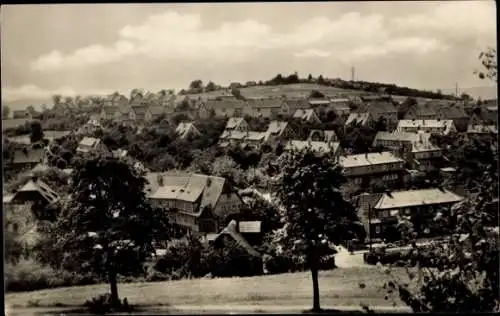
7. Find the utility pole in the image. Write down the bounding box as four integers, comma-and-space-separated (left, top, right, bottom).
455, 82, 459, 97
351, 66, 355, 82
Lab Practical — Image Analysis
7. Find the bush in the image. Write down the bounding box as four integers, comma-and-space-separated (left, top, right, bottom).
5, 259, 100, 292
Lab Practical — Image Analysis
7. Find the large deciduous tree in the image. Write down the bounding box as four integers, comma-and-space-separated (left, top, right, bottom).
275, 148, 360, 311
50, 153, 171, 307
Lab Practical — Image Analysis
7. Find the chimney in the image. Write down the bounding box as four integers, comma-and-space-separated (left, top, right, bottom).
365, 152, 369, 159
32, 176, 38, 183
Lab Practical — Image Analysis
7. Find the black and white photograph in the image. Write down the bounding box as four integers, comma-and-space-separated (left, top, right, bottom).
2, 1, 498, 315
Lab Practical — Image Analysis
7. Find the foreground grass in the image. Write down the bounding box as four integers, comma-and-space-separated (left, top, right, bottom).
6, 267, 414, 309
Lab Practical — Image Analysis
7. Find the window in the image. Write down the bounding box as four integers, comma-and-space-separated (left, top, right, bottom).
375, 225, 381, 234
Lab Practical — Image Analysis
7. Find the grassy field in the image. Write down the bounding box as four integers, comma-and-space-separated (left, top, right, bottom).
185, 83, 368, 101
6, 267, 414, 309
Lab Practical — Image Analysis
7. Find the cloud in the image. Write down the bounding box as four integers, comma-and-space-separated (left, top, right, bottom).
348, 37, 449, 61
294, 49, 331, 58
391, 1, 496, 41
2, 85, 113, 101
31, 10, 449, 71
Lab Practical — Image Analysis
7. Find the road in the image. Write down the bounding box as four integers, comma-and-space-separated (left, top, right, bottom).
6, 304, 412, 315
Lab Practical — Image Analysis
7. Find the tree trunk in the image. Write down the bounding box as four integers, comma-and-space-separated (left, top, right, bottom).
108, 269, 120, 307
311, 266, 321, 311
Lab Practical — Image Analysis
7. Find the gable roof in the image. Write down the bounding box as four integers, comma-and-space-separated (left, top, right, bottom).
373, 131, 431, 144
79, 137, 100, 147
362, 101, 397, 115
215, 220, 261, 257
286, 140, 341, 155
397, 119, 455, 129
131, 105, 148, 115
206, 99, 246, 110
149, 106, 165, 116
266, 121, 288, 136
293, 109, 318, 121
308, 130, 338, 142
374, 188, 463, 210
176, 122, 199, 139
248, 98, 281, 109
226, 117, 246, 130
147, 172, 228, 212
345, 112, 371, 126
339, 152, 404, 168
15, 178, 60, 205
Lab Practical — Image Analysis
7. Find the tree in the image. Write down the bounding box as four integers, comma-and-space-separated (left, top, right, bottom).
3, 105, 10, 118
307, 74, 313, 82
189, 80, 203, 90
275, 148, 360, 311
130, 88, 144, 100
309, 90, 325, 99
317, 75, 325, 85
30, 120, 44, 143
52, 95, 62, 106
231, 88, 244, 100
475, 47, 497, 82
205, 81, 216, 92
49, 153, 171, 307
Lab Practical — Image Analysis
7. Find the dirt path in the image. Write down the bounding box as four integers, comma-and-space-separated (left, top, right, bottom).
6, 304, 412, 315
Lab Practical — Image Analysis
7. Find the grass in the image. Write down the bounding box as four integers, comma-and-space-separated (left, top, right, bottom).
6, 267, 414, 309
185, 83, 367, 101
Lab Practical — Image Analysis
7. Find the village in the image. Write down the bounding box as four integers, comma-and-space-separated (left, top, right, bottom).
4, 77, 498, 251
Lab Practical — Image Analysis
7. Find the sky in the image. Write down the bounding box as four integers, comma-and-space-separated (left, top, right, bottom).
1, 1, 497, 102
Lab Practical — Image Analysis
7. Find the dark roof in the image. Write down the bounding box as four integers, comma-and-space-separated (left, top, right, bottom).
248, 98, 281, 108
131, 105, 148, 115
205, 99, 246, 109
362, 101, 397, 115
214, 220, 260, 257
14, 178, 60, 205
2, 118, 29, 131
12, 148, 45, 165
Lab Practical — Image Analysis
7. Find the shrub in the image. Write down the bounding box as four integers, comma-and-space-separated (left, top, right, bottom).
5, 259, 100, 292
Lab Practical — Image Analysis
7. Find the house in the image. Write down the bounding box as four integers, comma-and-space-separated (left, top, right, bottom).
372, 131, 431, 153
370, 188, 463, 238
103, 94, 128, 108
285, 140, 343, 158
361, 101, 398, 123
212, 220, 262, 258
10, 147, 46, 171
345, 112, 372, 127
339, 152, 406, 188
329, 98, 351, 116
466, 124, 498, 136
112, 148, 128, 158
403, 103, 437, 120
245, 98, 282, 118
100, 106, 123, 121
146, 172, 246, 234
396, 119, 457, 135
149, 106, 166, 121
224, 117, 249, 133
263, 120, 294, 143
176, 122, 201, 140
76, 137, 101, 153
77, 118, 102, 135
408, 140, 443, 172
308, 99, 331, 111
2, 118, 30, 132
12, 110, 31, 119
206, 99, 246, 118
292, 109, 321, 123
436, 105, 469, 132
308, 129, 339, 143
283, 98, 309, 116
218, 131, 266, 148
43, 130, 71, 143
129, 105, 152, 121
7, 177, 60, 220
